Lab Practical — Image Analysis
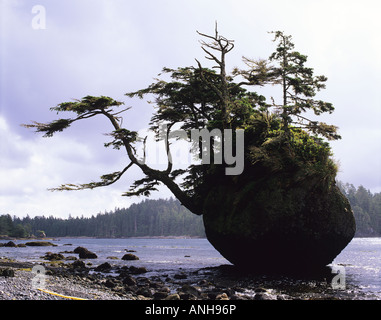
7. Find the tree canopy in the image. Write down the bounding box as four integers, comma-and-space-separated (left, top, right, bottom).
338, 182, 381, 237
23, 26, 340, 215
0, 214, 29, 238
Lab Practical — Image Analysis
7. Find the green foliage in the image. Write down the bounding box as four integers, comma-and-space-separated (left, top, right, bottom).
236, 31, 340, 140
243, 108, 336, 191
338, 182, 381, 236
51, 95, 124, 115
0, 214, 29, 238
22, 96, 125, 138
23, 28, 342, 216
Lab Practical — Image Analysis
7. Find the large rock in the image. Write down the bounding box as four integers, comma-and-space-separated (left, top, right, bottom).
41, 252, 65, 261
74, 246, 98, 259
202, 175, 356, 274
25, 241, 56, 247
0, 268, 15, 277
2, 241, 17, 247
94, 262, 112, 272
121, 253, 139, 261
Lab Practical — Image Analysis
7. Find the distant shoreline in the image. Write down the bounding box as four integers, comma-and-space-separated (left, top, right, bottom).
1, 235, 376, 241
0, 235, 207, 241
57, 236, 207, 240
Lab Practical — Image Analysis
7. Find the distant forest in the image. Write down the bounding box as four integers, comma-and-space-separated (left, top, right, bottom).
2, 198, 205, 238
337, 182, 381, 237
1, 183, 381, 238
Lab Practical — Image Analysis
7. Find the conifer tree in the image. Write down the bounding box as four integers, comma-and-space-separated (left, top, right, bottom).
235, 31, 341, 140
23, 27, 341, 217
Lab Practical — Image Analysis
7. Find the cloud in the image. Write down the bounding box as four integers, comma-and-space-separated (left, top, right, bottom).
0, 115, 156, 217
1, 0, 381, 217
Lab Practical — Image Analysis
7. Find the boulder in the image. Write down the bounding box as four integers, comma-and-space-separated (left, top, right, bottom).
177, 284, 201, 300
0, 241, 26, 248
202, 175, 356, 274
128, 266, 147, 274
121, 253, 139, 261
73, 246, 97, 259
173, 272, 187, 279
122, 275, 137, 286
3, 241, 17, 247
0, 268, 15, 277
41, 252, 65, 261
104, 278, 117, 288
164, 293, 181, 300
25, 241, 56, 247
119, 265, 147, 275
94, 262, 112, 272
71, 260, 87, 269
153, 291, 169, 300
136, 287, 154, 298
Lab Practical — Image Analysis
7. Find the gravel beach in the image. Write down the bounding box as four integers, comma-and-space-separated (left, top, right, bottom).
0, 257, 353, 301
0, 266, 129, 300
0, 239, 368, 301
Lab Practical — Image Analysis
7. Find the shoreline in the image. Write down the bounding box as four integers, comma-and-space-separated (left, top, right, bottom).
0, 236, 207, 241
1, 236, 375, 242
1, 238, 379, 300
0, 256, 365, 301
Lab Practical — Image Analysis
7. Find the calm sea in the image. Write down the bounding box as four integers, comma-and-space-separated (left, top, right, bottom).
1, 237, 381, 299
332, 237, 381, 298
0, 238, 228, 277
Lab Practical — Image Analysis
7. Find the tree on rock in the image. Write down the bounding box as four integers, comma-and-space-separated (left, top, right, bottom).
234, 31, 340, 140
23, 26, 355, 273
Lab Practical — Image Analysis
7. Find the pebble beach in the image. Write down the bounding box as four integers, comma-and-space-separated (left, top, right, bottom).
0, 239, 374, 301
0, 257, 350, 301
0, 270, 121, 300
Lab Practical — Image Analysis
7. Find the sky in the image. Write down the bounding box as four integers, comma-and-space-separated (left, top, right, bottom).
1, 0, 380, 218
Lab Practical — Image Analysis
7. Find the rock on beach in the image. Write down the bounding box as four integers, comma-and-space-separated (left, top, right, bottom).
41, 252, 65, 261
25, 241, 57, 247
0, 241, 17, 247
73, 246, 98, 259
121, 253, 139, 261
0, 241, 56, 247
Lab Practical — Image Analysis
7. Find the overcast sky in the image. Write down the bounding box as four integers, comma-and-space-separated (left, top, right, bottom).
1, 0, 380, 218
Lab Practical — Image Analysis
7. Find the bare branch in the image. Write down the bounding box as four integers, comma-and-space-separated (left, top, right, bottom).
141, 136, 148, 164
164, 123, 176, 174
195, 59, 224, 102
200, 46, 221, 65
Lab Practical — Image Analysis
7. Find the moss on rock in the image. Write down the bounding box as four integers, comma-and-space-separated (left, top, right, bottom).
201, 128, 356, 273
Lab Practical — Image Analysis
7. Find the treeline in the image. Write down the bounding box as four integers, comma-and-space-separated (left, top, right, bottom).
0, 214, 29, 238
2, 184, 381, 238
338, 182, 381, 237
9, 198, 206, 238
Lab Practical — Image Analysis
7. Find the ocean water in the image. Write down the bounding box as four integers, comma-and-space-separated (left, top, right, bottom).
1, 237, 381, 299
0, 238, 229, 278
332, 237, 381, 298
